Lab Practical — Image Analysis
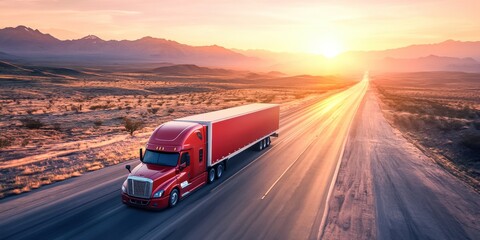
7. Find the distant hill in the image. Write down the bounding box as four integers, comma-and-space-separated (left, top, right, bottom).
378, 55, 480, 72
0, 60, 88, 77
0, 26, 261, 69
238, 40, 480, 74
0, 60, 34, 74
149, 64, 233, 75
351, 40, 480, 60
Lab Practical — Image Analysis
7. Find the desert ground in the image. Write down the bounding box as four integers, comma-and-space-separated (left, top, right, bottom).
0, 61, 355, 198
373, 72, 480, 190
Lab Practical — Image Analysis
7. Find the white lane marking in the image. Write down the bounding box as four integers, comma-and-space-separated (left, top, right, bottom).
260, 103, 343, 200
318, 74, 369, 239
260, 139, 315, 200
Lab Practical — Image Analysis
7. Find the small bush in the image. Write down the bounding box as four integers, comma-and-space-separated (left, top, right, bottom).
123, 118, 143, 136
53, 123, 62, 131
71, 105, 83, 113
473, 121, 480, 130
21, 118, 43, 129
89, 105, 112, 110
461, 134, 480, 152
147, 108, 159, 114
0, 138, 12, 148
94, 120, 103, 127
436, 118, 465, 132
167, 108, 175, 114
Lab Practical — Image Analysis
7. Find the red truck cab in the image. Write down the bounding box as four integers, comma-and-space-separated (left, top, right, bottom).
121, 121, 207, 208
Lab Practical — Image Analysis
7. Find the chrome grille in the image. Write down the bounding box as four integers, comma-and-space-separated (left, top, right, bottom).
127, 176, 153, 199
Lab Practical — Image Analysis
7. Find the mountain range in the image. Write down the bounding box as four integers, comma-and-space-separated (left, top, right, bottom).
1, 25, 479, 74
0, 26, 260, 69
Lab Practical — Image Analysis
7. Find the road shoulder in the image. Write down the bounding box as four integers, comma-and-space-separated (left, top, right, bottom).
323, 87, 480, 239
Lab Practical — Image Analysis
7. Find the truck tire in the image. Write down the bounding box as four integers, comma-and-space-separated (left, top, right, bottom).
216, 163, 224, 179
208, 168, 216, 183
266, 137, 271, 146
258, 141, 264, 151
263, 139, 267, 148
169, 188, 179, 207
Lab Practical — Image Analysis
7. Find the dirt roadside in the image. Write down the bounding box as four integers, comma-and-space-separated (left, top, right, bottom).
322, 87, 480, 239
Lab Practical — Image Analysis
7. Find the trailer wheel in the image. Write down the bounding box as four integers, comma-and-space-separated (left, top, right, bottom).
263, 139, 267, 148
169, 188, 179, 207
258, 141, 264, 151
266, 137, 271, 146
216, 163, 224, 179
208, 168, 216, 183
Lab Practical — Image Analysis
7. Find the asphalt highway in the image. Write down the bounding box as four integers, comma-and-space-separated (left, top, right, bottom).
0, 76, 368, 240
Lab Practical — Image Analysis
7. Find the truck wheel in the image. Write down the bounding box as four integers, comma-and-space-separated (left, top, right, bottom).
263, 139, 267, 148
216, 163, 224, 179
258, 141, 264, 151
169, 189, 179, 207
208, 168, 216, 183
266, 137, 271, 146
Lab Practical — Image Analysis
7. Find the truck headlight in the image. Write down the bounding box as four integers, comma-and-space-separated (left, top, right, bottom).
122, 180, 127, 193
153, 190, 164, 198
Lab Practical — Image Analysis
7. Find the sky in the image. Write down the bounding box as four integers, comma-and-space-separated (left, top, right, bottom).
1, 0, 479, 54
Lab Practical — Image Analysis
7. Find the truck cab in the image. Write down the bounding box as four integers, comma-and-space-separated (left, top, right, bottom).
121, 121, 208, 208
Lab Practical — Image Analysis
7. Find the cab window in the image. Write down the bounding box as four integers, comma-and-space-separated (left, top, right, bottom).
181, 152, 190, 166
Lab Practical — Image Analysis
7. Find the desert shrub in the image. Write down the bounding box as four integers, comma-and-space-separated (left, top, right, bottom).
89, 105, 112, 110
123, 118, 143, 136
147, 108, 159, 114
473, 121, 480, 130
262, 95, 275, 103
94, 120, 103, 127
21, 118, 43, 129
436, 118, 465, 132
0, 138, 12, 148
21, 139, 29, 147
461, 134, 480, 152
167, 108, 175, 114
53, 123, 62, 131
71, 105, 82, 113
393, 114, 418, 131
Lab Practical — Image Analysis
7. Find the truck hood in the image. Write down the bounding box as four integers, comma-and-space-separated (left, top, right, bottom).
131, 163, 177, 183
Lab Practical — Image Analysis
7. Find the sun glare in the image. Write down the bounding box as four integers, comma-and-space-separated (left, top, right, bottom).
311, 36, 344, 58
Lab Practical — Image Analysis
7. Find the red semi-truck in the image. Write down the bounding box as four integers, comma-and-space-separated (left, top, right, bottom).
121, 103, 279, 209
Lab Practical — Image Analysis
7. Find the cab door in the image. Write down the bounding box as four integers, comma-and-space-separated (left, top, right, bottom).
177, 152, 193, 196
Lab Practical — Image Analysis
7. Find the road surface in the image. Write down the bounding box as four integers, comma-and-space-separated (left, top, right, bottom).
323, 85, 480, 239
0, 75, 368, 239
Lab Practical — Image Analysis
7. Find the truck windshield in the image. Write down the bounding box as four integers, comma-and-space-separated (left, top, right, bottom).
143, 150, 179, 167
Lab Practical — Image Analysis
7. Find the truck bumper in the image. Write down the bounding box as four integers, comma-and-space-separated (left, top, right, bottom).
121, 193, 169, 209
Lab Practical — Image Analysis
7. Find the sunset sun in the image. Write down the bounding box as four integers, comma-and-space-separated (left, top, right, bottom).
311, 36, 344, 58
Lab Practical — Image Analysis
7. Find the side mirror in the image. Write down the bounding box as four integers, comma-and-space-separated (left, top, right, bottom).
126, 165, 131, 173
139, 148, 144, 162
179, 162, 187, 171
